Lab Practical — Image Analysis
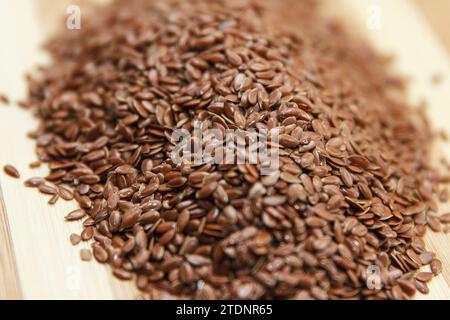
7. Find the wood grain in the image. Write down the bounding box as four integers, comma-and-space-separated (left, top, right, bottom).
0, 0, 449, 299
0, 184, 22, 299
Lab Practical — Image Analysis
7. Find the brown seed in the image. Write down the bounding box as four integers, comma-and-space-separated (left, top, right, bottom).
38, 184, 58, 195
310, 287, 328, 300
65, 209, 86, 221
93, 244, 109, 263
396, 279, 416, 297
80, 249, 92, 261
403, 203, 426, 216
430, 259, 442, 275
121, 238, 136, 256
168, 177, 187, 188
348, 155, 370, 169
419, 252, 435, 265
29, 161, 41, 169
414, 280, 429, 294
121, 208, 141, 229
0, 93, 10, 104
262, 171, 280, 186
439, 189, 449, 202
48, 194, 59, 205
439, 213, 450, 224
269, 89, 282, 106
263, 196, 286, 206
139, 210, 160, 225
340, 167, 353, 187
58, 186, 74, 200
196, 181, 218, 199
226, 50, 243, 66
427, 216, 442, 232
280, 172, 301, 184
107, 192, 119, 210
186, 254, 210, 266
46, 170, 66, 181
177, 209, 190, 232
279, 134, 300, 148
3, 165, 20, 178
79, 174, 100, 185
81, 226, 94, 241
70, 233, 81, 246
108, 211, 122, 232
136, 275, 149, 290
158, 229, 176, 245
415, 272, 433, 283
113, 268, 133, 280
305, 217, 327, 228
179, 262, 195, 284
389, 285, 402, 300
24, 177, 45, 188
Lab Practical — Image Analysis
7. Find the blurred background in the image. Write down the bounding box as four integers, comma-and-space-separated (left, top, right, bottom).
34, 0, 450, 54
9, 0, 450, 50
0, 0, 449, 100
416, 0, 450, 53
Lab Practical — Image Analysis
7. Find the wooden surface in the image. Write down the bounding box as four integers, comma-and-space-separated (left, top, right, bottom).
0, 0, 449, 300
416, 0, 450, 54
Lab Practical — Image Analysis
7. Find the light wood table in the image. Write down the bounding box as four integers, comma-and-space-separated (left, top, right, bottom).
416, 0, 450, 54
0, 0, 449, 299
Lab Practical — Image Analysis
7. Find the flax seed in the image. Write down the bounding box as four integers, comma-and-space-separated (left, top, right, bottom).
430, 259, 442, 275
3, 165, 20, 178
80, 249, 92, 261
58, 186, 74, 200
93, 244, 109, 263
24, 177, 45, 188
81, 226, 94, 241
65, 209, 86, 221
38, 184, 58, 195
48, 194, 59, 205
0, 93, 9, 105
70, 233, 81, 246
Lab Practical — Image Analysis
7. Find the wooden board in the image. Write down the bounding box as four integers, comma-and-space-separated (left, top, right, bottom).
415, 0, 450, 54
0, 0, 449, 299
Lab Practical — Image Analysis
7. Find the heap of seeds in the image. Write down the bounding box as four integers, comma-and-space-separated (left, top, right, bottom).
21, 0, 449, 299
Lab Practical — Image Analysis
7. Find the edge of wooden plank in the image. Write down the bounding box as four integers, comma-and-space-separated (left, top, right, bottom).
0, 182, 23, 300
